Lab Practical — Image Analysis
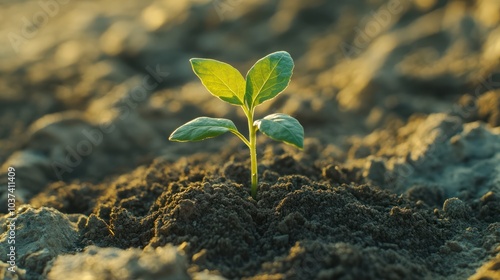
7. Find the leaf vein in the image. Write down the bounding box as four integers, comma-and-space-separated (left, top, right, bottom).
252, 54, 286, 106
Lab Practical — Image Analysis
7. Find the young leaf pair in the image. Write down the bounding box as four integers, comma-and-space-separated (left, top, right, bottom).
169, 51, 304, 198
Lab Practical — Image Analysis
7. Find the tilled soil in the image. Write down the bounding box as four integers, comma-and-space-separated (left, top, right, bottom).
1, 0, 500, 279
16, 144, 499, 279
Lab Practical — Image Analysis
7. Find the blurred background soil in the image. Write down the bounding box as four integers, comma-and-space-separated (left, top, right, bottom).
0, 0, 500, 279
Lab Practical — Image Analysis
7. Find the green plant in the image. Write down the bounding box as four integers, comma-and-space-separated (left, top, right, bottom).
169, 51, 304, 198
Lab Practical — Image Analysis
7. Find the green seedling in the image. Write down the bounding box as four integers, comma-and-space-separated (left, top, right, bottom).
169, 51, 304, 198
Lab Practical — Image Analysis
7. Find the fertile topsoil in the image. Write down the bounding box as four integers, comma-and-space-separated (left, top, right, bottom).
1, 0, 500, 279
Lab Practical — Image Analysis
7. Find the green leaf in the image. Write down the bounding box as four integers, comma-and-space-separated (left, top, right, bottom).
190, 58, 246, 106
169, 117, 238, 142
254, 113, 304, 149
245, 51, 294, 109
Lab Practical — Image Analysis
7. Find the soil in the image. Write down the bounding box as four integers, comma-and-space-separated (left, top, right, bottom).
1, 0, 500, 279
